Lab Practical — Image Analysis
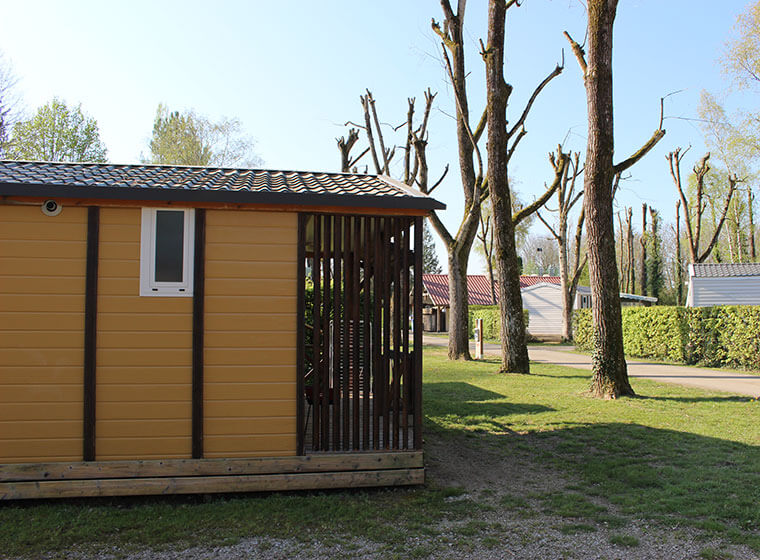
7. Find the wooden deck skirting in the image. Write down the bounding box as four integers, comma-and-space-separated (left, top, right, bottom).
0, 452, 424, 500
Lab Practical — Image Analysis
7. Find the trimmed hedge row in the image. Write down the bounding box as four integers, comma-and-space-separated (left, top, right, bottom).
573, 305, 760, 370
468, 305, 529, 342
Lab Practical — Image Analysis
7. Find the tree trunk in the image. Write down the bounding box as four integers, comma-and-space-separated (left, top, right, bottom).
559, 228, 573, 341
485, 0, 529, 373
639, 204, 647, 296
676, 200, 683, 305
748, 188, 756, 261
583, 0, 633, 398
447, 245, 472, 360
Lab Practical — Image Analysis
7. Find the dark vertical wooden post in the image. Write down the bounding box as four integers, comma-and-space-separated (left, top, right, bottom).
83, 206, 99, 462
401, 218, 410, 449
413, 216, 423, 450
372, 217, 382, 450
312, 215, 321, 450
192, 208, 206, 459
321, 215, 332, 451
362, 217, 371, 450
382, 217, 392, 449
332, 215, 342, 451
296, 214, 306, 456
352, 215, 361, 450
392, 218, 402, 449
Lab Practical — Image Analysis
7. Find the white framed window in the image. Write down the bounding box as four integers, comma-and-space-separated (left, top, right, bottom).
140, 208, 195, 297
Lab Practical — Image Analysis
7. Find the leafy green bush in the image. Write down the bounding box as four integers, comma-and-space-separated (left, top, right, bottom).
573, 305, 760, 370
468, 306, 529, 342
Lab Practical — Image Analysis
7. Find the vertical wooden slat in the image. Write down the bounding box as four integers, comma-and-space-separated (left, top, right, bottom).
332, 215, 342, 451
392, 218, 402, 449
296, 214, 306, 456
372, 217, 382, 450
362, 217, 371, 450
191, 208, 206, 460
352, 216, 361, 450
402, 218, 410, 449
342, 217, 351, 450
312, 215, 321, 450
321, 215, 332, 451
83, 206, 99, 462
382, 217, 392, 449
413, 217, 424, 450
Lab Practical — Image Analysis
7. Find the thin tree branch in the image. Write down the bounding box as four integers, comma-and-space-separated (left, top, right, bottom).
613, 97, 666, 175
513, 153, 568, 225
536, 210, 560, 240
563, 31, 587, 76
507, 61, 564, 140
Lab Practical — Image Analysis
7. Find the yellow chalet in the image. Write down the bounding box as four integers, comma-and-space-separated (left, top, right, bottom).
0, 160, 444, 499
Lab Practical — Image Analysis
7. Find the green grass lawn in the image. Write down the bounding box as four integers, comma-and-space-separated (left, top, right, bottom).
1, 346, 758, 557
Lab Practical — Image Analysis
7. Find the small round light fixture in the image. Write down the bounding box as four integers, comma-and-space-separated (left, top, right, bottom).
41, 200, 62, 217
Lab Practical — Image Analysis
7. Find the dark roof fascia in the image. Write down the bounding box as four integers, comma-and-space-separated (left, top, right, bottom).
0, 181, 447, 211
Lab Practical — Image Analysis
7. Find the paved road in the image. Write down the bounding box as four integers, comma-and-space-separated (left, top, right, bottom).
422, 335, 760, 397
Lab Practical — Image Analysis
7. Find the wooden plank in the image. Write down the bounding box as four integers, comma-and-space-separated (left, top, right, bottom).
393, 218, 401, 450
296, 214, 306, 456
402, 218, 410, 449
382, 218, 392, 449
0, 451, 424, 481
312, 214, 321, 451
192, 209, 206, 459
83, 206, 100, 461
372, 217, 382, 450
4, 196, 430, 217
342, 216, 351, 450
362, 217, 371, 450
0, 468, 425, 500
333, 215, 343, 451
352, 216, 361, 450
413, 217, 423, 450
321, 215, 331, 451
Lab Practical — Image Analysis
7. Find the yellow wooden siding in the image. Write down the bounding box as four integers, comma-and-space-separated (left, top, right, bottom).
204, 210, 297, 458
95, 207, 192, 460
0, 204, 86, 463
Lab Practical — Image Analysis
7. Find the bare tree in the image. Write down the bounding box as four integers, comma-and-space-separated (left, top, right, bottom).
481, 0, 565, 372
537, 150, 587, 341
639, 204, 647, 295
668, 149, 740, 263
429, 1, 489, 360
565, 1, 666, 398
675, 199, 684, 305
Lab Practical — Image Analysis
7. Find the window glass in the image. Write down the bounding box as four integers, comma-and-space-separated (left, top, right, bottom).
154, 210, 185, 282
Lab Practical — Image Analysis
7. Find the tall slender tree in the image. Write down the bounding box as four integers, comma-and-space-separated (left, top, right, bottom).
482, 0, 565, 372
565, 1, 665, 398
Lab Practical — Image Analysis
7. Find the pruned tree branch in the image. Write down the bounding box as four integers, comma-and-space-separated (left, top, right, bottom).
507, 61, 564, 140
513, 152, 568, 225
613, 97, 666, 175
563, 31, 587, 77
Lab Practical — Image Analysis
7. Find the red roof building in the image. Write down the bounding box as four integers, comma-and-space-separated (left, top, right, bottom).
421, 274, 560, 307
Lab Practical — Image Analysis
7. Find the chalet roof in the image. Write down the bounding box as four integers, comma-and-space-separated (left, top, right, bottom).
421, 274, 561, 307
691, 263, 760, 278
0, 160, 445, 211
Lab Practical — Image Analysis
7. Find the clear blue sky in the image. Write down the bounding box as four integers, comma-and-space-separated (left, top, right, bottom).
0, 1, 751, 272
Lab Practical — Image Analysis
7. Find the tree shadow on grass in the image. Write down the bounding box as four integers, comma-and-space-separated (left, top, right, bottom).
425, 382, 554, 433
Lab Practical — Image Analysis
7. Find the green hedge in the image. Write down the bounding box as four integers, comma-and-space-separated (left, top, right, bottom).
468, 305, 529, 342
573, 305, 760, 370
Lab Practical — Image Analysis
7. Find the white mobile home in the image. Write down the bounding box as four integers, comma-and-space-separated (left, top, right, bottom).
686, 263, 760, 307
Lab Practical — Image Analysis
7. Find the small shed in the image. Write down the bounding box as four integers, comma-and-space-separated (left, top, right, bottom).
0, 160, 444, 499
686, 263, 760, 307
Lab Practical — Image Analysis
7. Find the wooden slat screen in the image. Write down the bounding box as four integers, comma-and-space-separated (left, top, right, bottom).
298, 213, 421, 452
